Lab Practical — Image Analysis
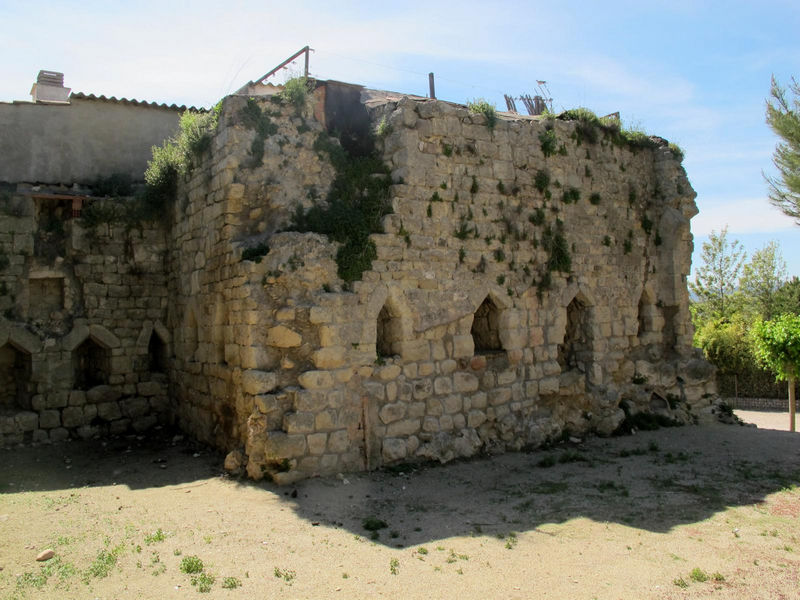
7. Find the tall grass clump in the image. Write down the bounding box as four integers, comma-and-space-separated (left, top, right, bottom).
468, 99, 497, 131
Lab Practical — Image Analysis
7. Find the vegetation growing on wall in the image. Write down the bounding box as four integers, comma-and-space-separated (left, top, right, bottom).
467, 99, 497, 131
556, 107, 685, 161
290, 132, 392, 283
144, 102, 222, 204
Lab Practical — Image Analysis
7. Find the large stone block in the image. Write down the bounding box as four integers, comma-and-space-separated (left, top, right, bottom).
453, 372, 479, 393
283, 411, 316, 434
242, 370, 278, 395
379, 402, 406, 424
382, 438, 407, 462
386, 418, 420, 437
311, 347, 346, 370
298, 370, 334, 390
266, 325, 302, 348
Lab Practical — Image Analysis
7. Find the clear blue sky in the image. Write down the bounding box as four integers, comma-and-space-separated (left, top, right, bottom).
2, 0, 799, 278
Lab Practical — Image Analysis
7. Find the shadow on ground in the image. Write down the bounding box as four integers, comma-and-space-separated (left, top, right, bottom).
2, 423, 800, 544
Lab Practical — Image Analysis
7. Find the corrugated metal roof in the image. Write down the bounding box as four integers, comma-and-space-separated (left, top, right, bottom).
70, 92, 202, 112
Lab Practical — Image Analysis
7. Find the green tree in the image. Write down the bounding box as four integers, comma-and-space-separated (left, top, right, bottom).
752, 314, 800, 431
765, 76, 800, 222
739, 241, 788, 319
775, 276, 800, 316
690, 227, 746, 321
694, 316, 754, 397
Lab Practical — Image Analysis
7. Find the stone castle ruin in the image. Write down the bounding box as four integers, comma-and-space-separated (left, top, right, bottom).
0, 73, 716, 483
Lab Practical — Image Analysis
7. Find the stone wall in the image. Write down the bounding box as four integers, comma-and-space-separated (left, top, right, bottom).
0, 82, 716, 479
165, 88, 716, 484
0, 190, 171, 445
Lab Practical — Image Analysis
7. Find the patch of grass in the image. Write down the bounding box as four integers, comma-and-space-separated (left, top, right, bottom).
417, 547, 429, 555
673, 577, 689, 588
192, 571, 215, 593
668, 142, 685, 161
86, 544, 124, 579
274, 567, 296, 584
144, 528, 166, 545
221, 575, 242, 589
504, 532, 518, 549
689, 567, 709, 582
180, 555, 204, 574
468, 99, 497, 131
558, 107, 603, 145
389, 558, 400, 575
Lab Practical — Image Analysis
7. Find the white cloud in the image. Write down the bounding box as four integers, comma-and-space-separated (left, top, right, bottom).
692, 197, 797, 236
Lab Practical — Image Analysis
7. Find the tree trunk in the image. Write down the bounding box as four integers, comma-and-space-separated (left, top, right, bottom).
790, 378, 796, 433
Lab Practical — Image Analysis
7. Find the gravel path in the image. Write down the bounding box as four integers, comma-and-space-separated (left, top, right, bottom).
735, 409, 797, 432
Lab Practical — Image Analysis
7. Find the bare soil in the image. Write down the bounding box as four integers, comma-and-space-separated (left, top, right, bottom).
1, 413, 799, 599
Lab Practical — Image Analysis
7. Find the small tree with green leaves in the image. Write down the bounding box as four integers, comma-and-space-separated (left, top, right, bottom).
752, 314, 800, 431
739, 240, 788, 319
765, 76, 800, 223
690, 227, 746, 321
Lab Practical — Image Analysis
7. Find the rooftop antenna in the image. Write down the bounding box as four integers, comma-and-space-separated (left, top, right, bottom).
236, 46, 313, 94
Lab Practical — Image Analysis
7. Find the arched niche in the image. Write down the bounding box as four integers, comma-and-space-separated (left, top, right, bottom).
557, 293, 593, 372
73, 336, 110, 390
471, 295, 502, 354
0, 342, 33, 409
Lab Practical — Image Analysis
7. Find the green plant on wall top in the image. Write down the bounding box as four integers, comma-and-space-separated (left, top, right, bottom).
290, 132, 392, 283
467, 99, 497, 131
144, 102, 222, 205
277, 76, 311, 112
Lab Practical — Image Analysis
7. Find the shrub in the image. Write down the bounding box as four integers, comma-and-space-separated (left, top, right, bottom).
562, 187, 580, 204
278, 76, 310, 111
180, 556, 204, 574
467, 99, 497, 131
539, 128, 557, 157
559, 107, 601, 144
543, 222, 571, 273
534, 170, 550, 193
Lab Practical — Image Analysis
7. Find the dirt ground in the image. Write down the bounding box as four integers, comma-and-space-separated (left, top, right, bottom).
1, 411, 799, 600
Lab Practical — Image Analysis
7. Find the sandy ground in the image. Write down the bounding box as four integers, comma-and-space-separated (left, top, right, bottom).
1, 414, 799, 600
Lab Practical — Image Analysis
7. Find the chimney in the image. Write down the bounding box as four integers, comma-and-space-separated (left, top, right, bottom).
30, 70, 71, 103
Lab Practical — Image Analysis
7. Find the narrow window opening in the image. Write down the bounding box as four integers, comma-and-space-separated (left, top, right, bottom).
73, 337, 109, 390
376, 305, 395, 358
558, 297, 591, 371
471, 296, 502, 354
0, 343, 32, 410
148, 330, 168, 374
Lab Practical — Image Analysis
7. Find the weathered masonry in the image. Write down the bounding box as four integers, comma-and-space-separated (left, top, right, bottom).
0, 75, 716, 483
